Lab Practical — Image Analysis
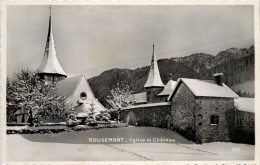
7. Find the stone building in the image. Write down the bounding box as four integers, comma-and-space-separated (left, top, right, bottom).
121, 44, 175, 127
233, 97, 255, 144
167, 74, 239, 143
144, 44, 165, 103
120, 45, 254, 144
131, 44, 177, 104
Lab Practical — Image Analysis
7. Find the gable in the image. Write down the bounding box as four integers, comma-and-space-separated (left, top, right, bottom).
67, 76, 106, 111
170, 82, 195, 101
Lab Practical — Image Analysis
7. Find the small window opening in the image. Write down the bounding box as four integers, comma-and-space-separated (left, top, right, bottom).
80, 92, 87, 100
210, 115, 219, 125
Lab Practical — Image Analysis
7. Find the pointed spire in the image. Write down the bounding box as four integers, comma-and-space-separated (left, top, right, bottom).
38, 6, 67, 79
144, 44, 164, 88
49, 5, 51, 16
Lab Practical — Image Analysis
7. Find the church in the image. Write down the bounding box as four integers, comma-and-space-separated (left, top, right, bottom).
37, 7, 106, 118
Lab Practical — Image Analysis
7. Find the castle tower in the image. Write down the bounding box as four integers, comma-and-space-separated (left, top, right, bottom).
144, 44, 164, 103
37, 6, 67, 82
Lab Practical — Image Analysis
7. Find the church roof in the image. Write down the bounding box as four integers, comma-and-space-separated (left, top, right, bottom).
56, 74, 106, 110
168, 78, 239, 100
144, 45, 164, 88
158, 80, 177, 96
56, 74, 82, 98
38, 7, 67, 77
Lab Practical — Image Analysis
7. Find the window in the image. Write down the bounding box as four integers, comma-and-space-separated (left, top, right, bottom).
210, 115, 219, 125
236, 117, 246, 127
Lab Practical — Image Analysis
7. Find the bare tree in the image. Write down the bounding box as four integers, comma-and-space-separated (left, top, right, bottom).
106, 82, 135, 122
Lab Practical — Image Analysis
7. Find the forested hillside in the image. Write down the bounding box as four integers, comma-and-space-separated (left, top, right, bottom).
88, 46, 254, 105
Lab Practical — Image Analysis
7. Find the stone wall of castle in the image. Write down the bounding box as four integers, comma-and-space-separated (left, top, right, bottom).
145, 87, 164, 103
170, 83, 197, 141
195, 97, 234, 143
120, 104, 171, 127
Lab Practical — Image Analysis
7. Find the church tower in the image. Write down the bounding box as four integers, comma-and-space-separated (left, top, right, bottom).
144, 44, 164, 103
37, 6, 67, 82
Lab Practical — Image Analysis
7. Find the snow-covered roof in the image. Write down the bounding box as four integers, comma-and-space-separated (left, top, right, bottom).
234, 97, 255, 113
56, 75, 82, 98
38, 15, 67, 77
168, 78, 239, 100
56, 74, 106, 110
144, 45, 164, 88
158, 80, 177, 96
132, 92, 147, 103
124, 102, 171, 110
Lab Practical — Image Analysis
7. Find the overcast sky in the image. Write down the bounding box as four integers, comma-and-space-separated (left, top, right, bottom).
7, 5, 254, 78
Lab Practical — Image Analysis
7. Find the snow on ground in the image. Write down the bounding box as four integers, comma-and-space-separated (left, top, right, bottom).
110, 142, 254, 161
7, 127, 254, 161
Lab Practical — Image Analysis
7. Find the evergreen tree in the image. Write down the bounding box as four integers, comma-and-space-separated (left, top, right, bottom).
96, 110, 111, 124
86, 99, 97, 125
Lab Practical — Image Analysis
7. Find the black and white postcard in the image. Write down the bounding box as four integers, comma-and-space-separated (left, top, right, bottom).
1, 1, 259, 164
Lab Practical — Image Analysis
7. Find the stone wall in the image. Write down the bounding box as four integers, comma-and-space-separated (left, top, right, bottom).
157, 95, 168, 102
120, 104, 171, 127
233, 110, 255, 144
195, 97, 234, 143
145, 87, 164, 103
170, 83, 197, 141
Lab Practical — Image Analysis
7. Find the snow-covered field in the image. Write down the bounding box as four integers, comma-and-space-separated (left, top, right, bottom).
7, 127, 254, 161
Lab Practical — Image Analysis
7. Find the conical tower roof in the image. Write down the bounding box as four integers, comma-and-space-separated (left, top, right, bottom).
144, 44, 164, 88
38, 6, 67, 77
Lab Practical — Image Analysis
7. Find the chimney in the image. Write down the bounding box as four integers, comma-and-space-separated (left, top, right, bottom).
169, 73, 173, 80
214, 73, 224, 86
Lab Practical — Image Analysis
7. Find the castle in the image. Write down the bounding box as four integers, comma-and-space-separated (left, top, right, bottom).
120, 44, 255, 144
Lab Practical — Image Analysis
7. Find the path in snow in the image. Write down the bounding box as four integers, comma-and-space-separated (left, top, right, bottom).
6, 127, 254, 161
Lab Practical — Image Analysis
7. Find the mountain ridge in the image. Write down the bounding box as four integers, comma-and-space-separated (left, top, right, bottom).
88, 46, 254, 106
